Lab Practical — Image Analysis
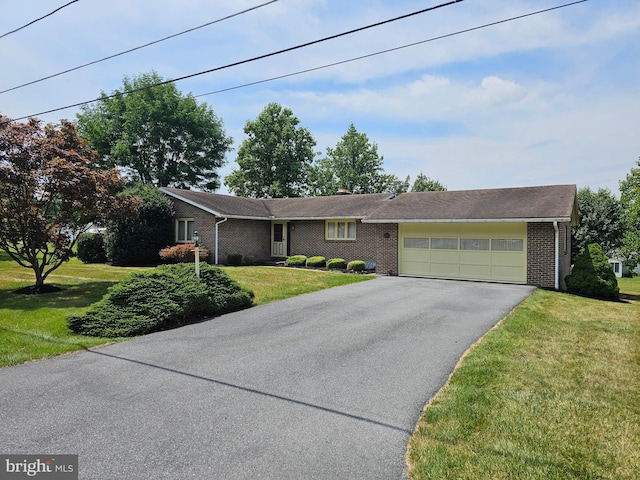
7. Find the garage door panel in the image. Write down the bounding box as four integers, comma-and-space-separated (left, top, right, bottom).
399, 223, 526, 283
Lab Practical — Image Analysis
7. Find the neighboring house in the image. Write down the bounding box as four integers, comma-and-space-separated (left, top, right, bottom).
161, 184, 578, 290
609, 255, 624, 278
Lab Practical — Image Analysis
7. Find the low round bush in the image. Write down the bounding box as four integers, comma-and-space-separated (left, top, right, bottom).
327, 258, 346, 270
347, 260, 366, 272
285, 255, 307, 267
159, 243, 209, 263
76, 232, 107, 263
565, 243, 619, 300
67, 263, 254, 337
227, 253, 243, 266
306, 256, 326, 268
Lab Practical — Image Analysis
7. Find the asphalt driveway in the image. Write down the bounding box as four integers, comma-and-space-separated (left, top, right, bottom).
0, 276, 534, 479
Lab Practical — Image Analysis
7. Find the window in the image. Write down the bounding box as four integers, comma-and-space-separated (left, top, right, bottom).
273, 223, 283, 242
431, 238, 458, 250
460, 239, 490, 251
492, 239, 524, 251
404, 237, 429, 249
326, 220, 356, 240
176, 218, 194, 243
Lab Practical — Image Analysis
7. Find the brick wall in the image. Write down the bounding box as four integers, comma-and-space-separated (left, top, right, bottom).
527, 222, 571, 289
375, 224, 398, 275
169, 198, 270, 264
289, 220, 378, 262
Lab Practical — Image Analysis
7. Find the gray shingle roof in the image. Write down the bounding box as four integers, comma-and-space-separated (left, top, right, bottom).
364, 185, 578, 224
161, 184, 577, 224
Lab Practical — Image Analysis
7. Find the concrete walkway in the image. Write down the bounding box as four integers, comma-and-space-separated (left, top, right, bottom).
0, 276, 534, 479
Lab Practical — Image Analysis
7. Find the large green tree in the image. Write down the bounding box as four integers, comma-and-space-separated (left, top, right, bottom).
0, 116, 135, 291
619, 159, 640, 266
411, 172, 447, 192
311, 123, 396, 195
224, 103, 316, 198
571, 187, 624, 263
76, 71, 233, 191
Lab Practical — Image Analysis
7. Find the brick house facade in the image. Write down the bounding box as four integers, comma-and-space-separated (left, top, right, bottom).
162, 185, 578, 290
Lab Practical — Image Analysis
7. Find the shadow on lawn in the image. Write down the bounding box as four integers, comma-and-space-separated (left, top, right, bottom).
0, 281, 115, 311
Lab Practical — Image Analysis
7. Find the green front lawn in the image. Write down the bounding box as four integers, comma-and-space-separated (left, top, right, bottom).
0, 252, 372, 367
407, 278, 640, 479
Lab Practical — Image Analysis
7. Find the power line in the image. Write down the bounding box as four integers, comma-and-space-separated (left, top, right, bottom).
4, 0, 588, 124
0, 1, 80, 40
195, 0, 589, 99
0, 0, 279, 95
4, 0, 466, 123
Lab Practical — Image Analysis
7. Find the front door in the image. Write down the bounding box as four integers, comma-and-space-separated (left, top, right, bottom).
271, 221, 288, 257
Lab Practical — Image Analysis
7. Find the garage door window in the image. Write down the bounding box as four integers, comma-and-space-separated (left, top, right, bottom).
460, 239, 490, 250
431, 238, 458, 249
492, 239, 524, 251
404, 238, 429, 249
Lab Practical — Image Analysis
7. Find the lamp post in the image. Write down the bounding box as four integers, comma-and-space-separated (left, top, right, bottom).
193, 231, 200, 278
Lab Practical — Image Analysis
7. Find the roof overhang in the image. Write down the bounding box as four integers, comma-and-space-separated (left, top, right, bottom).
362, 217, 575, 224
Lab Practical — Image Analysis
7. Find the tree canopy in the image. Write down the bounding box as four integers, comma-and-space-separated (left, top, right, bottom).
572, 187, 624, 263
619, 158, 640, 266
224, 103, 316, 198
0, 116, 135, 290
310, 123, 397, 195
411, 172, 447, 192
76, 71, 232, 191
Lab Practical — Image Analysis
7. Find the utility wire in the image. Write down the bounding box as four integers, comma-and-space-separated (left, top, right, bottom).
4, 0, 588, 124
5, 0, 465, 122
194, 0, 589, 99
0, 0, 80, 40
0, 0, 278, 94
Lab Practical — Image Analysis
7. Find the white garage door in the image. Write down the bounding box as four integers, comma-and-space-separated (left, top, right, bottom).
399, 223, 527, 283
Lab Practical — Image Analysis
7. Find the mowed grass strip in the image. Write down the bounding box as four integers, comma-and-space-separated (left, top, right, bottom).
0, 252, 372, 367
407, 278, 640, 480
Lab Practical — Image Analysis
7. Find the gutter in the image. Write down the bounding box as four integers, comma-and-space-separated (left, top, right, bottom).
554, 221, 559, 290
215, 218, 228, 265
362, 217, 573, 224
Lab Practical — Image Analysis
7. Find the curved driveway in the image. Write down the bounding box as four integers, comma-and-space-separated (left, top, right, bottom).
1, 276, 534, 479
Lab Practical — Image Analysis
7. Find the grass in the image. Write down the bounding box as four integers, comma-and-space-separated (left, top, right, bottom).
407, 277, 640, 479
0, 252, 372, 367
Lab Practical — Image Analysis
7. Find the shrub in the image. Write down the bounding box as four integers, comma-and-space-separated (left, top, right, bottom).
244, 255, 256, 266
285, 255, 307, 267
227, 253, 243, 266
347, 260, 366, 272
565, 243, 619, 300
76, 232, 107, 263
67, 263, 254, 337
327, 258, 346, 270
306, 256, 326, 268
105, 184, 174, 266
159, 244, 209, 263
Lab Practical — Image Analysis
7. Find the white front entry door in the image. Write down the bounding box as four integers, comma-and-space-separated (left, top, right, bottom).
271, 222, 288, 257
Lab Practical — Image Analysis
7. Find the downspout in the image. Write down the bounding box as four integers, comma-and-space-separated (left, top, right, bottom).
553, 221, 559, 290
215, 217, 228, 265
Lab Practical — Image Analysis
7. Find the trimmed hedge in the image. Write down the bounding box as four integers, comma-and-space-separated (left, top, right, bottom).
347, 260, 366, 272
306, 256, 326, 268
76, 232, 107, 263
159, 244, 209, 263
327, 258, 346, 270
285, 255, 307, 267
565, 243, 619, 300
67, 263, 254, 337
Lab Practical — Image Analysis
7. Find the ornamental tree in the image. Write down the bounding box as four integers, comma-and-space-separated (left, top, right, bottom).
0, 115, 136, 292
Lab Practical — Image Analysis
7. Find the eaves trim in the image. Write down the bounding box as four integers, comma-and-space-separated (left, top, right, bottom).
362, 217, 574, 224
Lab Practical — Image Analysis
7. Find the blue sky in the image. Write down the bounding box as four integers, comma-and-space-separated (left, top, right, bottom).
2, 0, 639, 195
